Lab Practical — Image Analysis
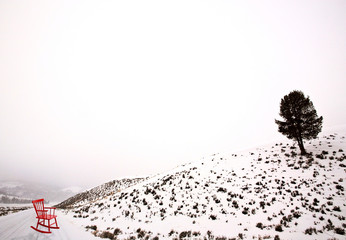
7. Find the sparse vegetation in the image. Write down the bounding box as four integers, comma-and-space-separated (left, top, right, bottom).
54, 131, 346, 240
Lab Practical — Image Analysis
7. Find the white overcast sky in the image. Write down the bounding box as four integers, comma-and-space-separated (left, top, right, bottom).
1, 0, 345, 188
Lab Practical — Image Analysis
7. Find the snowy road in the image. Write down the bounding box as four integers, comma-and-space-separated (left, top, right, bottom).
0, 209, 96, 240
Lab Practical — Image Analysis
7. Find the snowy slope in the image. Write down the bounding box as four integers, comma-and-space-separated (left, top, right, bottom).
56, 177, 148, 209
60, 131, 346, 239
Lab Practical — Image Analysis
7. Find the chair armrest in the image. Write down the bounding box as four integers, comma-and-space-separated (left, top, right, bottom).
37, 210, 48, 213
45, 207, 57, 215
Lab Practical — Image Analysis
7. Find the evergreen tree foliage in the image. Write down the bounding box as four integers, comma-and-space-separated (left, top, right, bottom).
275, 90, 323, 155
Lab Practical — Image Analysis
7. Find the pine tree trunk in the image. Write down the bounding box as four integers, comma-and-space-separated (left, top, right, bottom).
295, 123, 306, 155
297, 137, 306, 155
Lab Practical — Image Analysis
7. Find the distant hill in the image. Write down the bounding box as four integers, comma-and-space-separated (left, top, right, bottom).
55, 177, 148, 209
0, 194, 32, 204
0, 181, 83, 203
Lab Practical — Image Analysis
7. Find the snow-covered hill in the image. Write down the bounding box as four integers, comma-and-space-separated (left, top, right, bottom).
59, 131, 346, 239
56, 177, 148, 209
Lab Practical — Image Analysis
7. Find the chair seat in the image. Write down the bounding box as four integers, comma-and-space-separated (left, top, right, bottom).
37, 214, 57, 220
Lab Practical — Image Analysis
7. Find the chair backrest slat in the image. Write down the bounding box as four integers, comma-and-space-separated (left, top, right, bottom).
32, 199, 45, 217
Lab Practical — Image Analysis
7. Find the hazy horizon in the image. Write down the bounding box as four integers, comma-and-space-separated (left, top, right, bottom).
1, 0, 345, 189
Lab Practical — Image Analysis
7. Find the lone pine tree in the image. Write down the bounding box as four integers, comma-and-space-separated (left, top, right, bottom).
275, 90, 323, 155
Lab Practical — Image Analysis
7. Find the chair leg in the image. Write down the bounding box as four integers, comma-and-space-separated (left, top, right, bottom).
55, 218, 59, 228
31, 219, 52, 234
50, 218, 60, 229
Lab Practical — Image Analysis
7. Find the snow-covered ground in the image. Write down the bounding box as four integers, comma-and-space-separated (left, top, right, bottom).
1, 128, 345, 239
0, 203, 32, 218
60, 130, 346, 239
0, 207, 96, 240
56, 177, 147, 209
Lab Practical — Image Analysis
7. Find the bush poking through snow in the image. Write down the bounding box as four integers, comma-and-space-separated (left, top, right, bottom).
99, 231, 115, 239
215, 237, 228, 240
304, 227, 317, 235
86, 225, 97, 231
333, 206, 341, 212
114, 228, 122, 235
275, 225, 283, 232
256, 222, 264, 229
334, 227, 345, 235
179, 230, 191, 239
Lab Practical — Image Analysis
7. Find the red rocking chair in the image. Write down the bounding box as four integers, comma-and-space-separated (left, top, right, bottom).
31, 199, 60, 234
